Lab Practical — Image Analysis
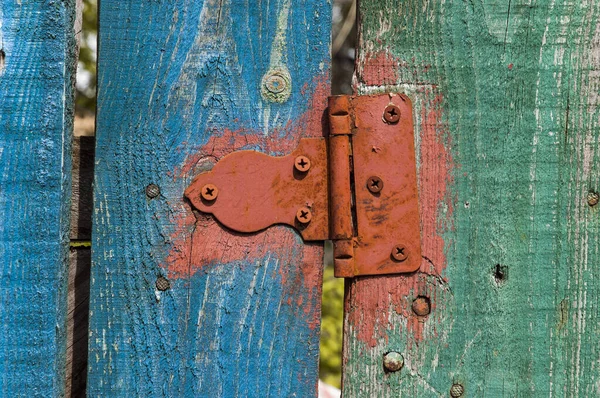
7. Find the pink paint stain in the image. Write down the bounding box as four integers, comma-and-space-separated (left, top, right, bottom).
359, 52, 401, 86
345, 87, 455, 347
161, 75, 330, 329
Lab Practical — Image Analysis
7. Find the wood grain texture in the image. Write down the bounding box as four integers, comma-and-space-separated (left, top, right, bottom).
343, 0, 600, 396
67, 136, 95, 397
0, 0, 77, 396
90, 1, 330, 396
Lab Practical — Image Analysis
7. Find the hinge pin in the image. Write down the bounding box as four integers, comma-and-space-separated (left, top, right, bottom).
294, 156, 311, 173
201, 184, 219, 201
296, 207, 312, 224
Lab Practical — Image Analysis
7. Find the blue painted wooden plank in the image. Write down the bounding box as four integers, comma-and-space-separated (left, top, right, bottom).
90, 1, 330, 396
0, 1, 76, 396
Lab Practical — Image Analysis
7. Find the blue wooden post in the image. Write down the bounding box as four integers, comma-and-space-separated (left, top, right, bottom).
0, 1, 76, 396
90, 1, 330, 396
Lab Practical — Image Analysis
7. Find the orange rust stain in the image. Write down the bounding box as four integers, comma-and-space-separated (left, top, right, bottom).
345, 89, 454, 347
162, 74, 329, 328
418, 91, 454, 275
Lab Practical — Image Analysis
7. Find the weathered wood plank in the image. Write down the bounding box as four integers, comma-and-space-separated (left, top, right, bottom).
90, 1, 330, 396
0, 1, 77, 396
70, 136, 95, 241
344, 0, 600, 396
66, 136, 95, 397
67, 246, 90, 398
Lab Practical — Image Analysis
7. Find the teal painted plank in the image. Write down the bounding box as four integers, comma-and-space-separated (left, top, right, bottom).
0, 0, 76, 396
90, 1, 330, 396
344, 0, 600, 396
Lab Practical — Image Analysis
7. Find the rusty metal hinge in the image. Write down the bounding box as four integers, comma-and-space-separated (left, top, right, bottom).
185, 93, 421, 277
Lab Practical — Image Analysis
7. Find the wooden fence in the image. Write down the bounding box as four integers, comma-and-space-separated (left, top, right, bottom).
1, 0, 600, 397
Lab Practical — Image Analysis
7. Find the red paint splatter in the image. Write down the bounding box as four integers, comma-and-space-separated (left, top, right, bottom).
161, 75, 330, 329
345, 89, 455, 347
359, 52, 400, 86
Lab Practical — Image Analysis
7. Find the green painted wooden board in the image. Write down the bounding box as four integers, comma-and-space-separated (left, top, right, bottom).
0, 0, 76, 396
343, 0, 600, 396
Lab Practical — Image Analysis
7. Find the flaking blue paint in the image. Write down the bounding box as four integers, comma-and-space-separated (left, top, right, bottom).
0, 0, 76, 396
90, 0, 330, 396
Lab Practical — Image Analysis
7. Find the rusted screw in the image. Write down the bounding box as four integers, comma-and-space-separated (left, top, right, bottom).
383, 104, 401, 123
294, 156, 311, 173
155, 276, 171, 291
201, 184, 218, 201
391, 244, 408, 262
296, 207, 312, 224
450, 383, 465, 397
412, 296, 431, 317
367, 176, 384, 193
383, 352, 404, 372
146, 183, 160, 198
587, 190, 599, 207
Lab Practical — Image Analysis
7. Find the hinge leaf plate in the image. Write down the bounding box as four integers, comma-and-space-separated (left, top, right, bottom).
184, 138, 329, 241
348, 93, 421, 276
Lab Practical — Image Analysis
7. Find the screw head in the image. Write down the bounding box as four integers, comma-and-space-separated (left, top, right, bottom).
367, 176, 384, 193
294, 156, 311, 173
383, 352, 404, 372
201, 184, 218, 201
155, 276, 171, 291
587, 190, 599, 207
412, 296, 431, 317
296, 207, 312, 224
146, 183, 160, 198
383, 104, 401, 123
391, 244, 408, 262
450, 383, 465, 397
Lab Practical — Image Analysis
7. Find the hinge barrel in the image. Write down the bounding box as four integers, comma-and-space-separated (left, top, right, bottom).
328, 96, 355, 277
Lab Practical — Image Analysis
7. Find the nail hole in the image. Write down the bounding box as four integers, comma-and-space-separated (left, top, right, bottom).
494, 264, 508, 284
0, 49, 5, 75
